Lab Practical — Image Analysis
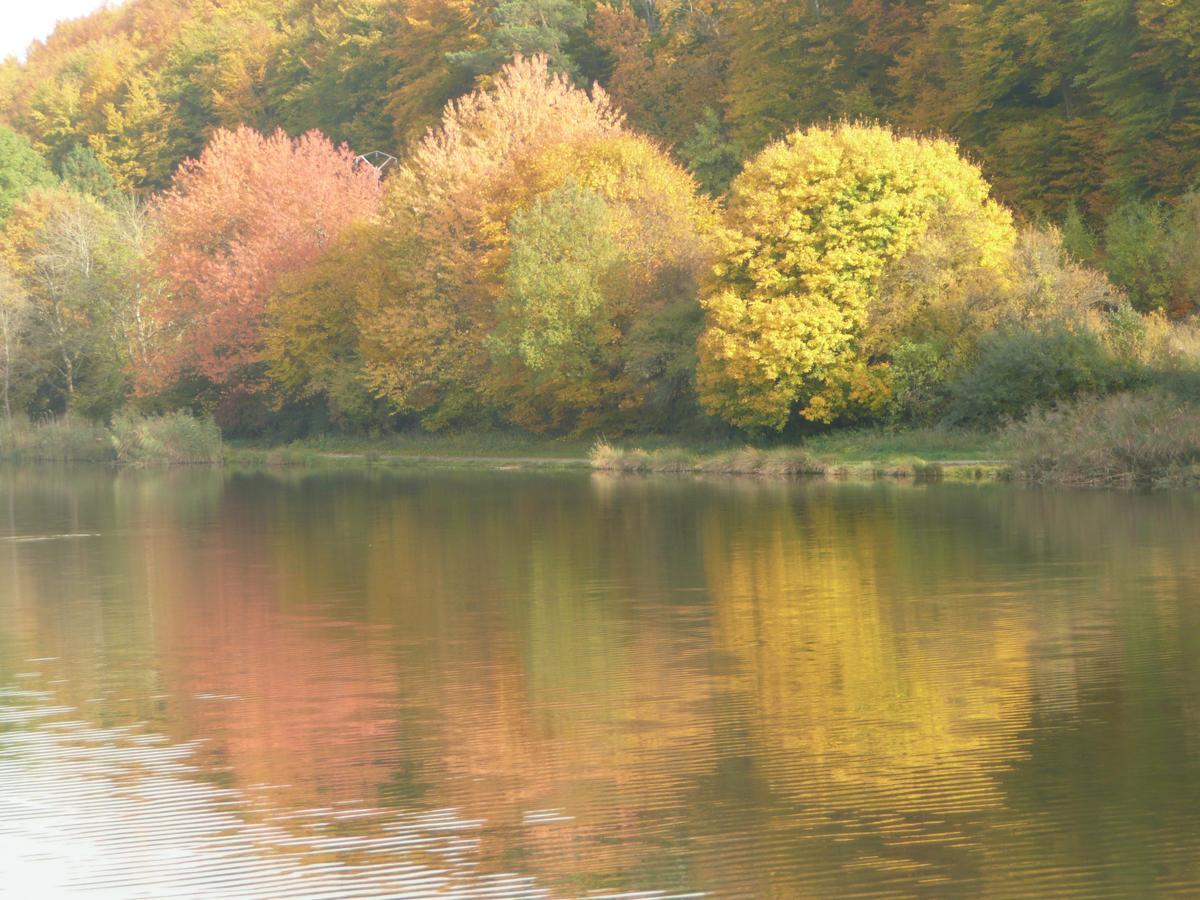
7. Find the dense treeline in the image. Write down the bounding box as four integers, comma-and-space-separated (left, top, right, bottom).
4, 0, 1198, 215
1, 0, 1199, 446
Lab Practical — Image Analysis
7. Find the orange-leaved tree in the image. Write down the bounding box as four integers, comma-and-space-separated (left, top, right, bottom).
138, 126, 382, 395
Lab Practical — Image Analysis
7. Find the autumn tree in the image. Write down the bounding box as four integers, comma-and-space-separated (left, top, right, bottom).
591, 2, 729, 180
0, 264, 30, 422
270, 0, 397, 152
723, 0, 921, 157
87, 71, 174, 190
696, 123, 1015, 430
494, 182, 620, 374
358, 55, 714, 433
1094, 193, 1200, 316
359, 54, 621, 425
892, 0, 1104, 218
0, 187, 136, 416
486, 133, 716, 432
264, 223, 395, 430
162, 0, 284, 161
141, 127, 382, 396
382, 0, 487, 147
1076, 0, 1200, 201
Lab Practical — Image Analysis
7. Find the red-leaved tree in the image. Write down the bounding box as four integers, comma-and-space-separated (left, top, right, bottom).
139, 127, 382, 393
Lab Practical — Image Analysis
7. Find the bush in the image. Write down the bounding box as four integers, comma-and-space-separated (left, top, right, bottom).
1102, 200, 1175, 313
943, 326, 1140, 428
886, 340, 954, 424
111, 412, 222, 465
1006, 391, 1200, 486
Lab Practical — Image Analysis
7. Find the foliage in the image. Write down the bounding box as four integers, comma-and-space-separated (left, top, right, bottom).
86, 71, 174, 190
0, 126, 56, 220
1166, 191, 1200, 316
487, 133, 716, 433
678, 107, 739, 197
0, 186, 147, 419
58, 143, 120, 202
1000, 226, 1122, 326
884, 339, 955, 425
270, 0, 397, 152
1101, 200, 1176, 313
141, 126, 381, 394
943, 326, 1140, 429
495, 182, 620, 372
0, 0, 1196, 461
696, 122, 1015, 431
0, 264, 30, 422
590, 2, 726, 168
0, 0, 1196, 218
264, 223, 395, 431
359, 54, 622, 424
449, 0, 589, 79
382, 0, 486, 146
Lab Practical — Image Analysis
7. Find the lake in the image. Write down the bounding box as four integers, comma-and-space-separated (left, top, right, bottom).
1, 466, 1199, 897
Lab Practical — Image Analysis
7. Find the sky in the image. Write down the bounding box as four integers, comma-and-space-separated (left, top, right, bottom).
1, 1, 116, 62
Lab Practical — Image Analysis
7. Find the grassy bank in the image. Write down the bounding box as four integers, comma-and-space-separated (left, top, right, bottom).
0, 413, 222, 465
11, 401, 1200, 489
223, 426, 1005, 481
592, 394, 1200, 488
591, 428, 1006, 481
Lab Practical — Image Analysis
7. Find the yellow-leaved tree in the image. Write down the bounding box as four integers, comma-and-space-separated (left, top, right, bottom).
359, 54, 715, 433
696, 122, 1016, 430
358, 53, 623, 426
264, 223, 396, 431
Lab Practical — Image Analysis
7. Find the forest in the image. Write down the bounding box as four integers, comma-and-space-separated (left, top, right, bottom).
1, 0, 1199, 471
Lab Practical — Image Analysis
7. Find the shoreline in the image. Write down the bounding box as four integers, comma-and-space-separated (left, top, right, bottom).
220, 440, 1012, 483
9, 445, 1194, 489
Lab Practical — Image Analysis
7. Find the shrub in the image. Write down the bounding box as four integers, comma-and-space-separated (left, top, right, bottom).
1006, 391, 1200, 487
111, 412, 222, 465
886, 340, 954, 424
943, 326, 1140, 428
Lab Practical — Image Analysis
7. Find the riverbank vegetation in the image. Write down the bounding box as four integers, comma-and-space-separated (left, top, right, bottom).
1, 1, 1199, 485
0, 412, 221, 464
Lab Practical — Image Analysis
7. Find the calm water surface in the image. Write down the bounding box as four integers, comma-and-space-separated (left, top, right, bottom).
1, 467, 1199, 897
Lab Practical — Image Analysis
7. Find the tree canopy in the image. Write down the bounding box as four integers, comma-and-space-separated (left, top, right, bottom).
139, 126, 382, 393
696, 123, 1015, 430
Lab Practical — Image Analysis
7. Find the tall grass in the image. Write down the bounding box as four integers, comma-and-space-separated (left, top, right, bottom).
0, 412, 222, 465
0, 415, 115, 462
590, 427, 1002, 479
111, 412, 223, 465
1005, 391, 1200, 487
589, 440, 931, 478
